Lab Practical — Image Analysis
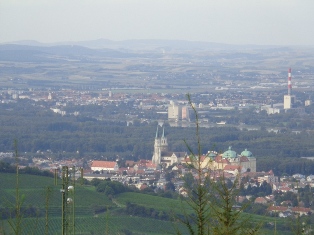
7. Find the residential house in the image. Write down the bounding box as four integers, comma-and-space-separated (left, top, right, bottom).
291, 207, 311, 216
254, 197, 268, 204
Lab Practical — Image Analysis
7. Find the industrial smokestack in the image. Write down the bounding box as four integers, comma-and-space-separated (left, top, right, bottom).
288, 68, 292, 95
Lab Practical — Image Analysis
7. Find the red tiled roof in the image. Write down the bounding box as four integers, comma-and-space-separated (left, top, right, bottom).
255, 197, 267, 203
280, 187, 291, 192
125, 160, 135, 167
214, 155, 222, 162
236, 196, 246, 203
292, 207, 311, 213
221, 159, 230, 164
91, 161, 117, 168
119, 167, 128, 172
136, 169, 145, 174
224, 165, 241, 171
200, 155, 207, 162
146, 163, 157, 168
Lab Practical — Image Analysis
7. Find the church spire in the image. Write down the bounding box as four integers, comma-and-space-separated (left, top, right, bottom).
155, 126, 159, 138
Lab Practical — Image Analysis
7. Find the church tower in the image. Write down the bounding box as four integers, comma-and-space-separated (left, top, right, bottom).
152, 126, 169, 165
160, 127, 168, 152
152, 126, 161, 165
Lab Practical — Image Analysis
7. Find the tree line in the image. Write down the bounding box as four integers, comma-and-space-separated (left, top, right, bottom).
0, 161, 53, 177
2, 100, 314, 175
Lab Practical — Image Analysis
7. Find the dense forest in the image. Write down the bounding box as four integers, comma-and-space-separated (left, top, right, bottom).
1, 100, 314, 175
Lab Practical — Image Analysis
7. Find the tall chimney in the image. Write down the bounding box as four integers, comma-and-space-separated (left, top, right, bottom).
288, 68, 292, 95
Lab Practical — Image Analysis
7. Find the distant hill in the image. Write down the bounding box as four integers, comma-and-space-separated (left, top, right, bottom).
0, 44, 135, 62
0, 38, 296, 63
2, 38, 287, 51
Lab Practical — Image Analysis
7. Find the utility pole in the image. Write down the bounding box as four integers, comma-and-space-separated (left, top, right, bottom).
60, 166, 80, 235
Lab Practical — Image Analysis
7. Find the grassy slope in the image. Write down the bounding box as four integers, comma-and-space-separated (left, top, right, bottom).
115, 192, 192, 214
115, 192, 292, 235
0, 173, 183, 235
3, 216, 182, 235
0, 173, 291, 234
0, 173, 113, 211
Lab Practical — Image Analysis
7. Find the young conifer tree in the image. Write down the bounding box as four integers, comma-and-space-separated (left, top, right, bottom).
7, 140, 24, 235
176, 94, 261, 235
6, 140, 40, 235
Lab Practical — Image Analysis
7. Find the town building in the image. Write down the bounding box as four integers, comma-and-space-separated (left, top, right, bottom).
168, 102, 182, 121
258, 170, 278, 184
284, 95, 295, 109
181, 106, 190, 121
268, 206, 311, 216
194, 147, 257, 173
91, 160, 118, 173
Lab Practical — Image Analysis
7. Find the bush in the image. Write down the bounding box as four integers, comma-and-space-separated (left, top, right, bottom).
96, 180, 127, 195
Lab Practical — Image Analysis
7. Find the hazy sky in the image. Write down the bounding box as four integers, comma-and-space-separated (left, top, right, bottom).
1, 0, 313, 45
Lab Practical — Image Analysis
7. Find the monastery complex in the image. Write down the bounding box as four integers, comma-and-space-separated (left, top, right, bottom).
152, 127, 256, 172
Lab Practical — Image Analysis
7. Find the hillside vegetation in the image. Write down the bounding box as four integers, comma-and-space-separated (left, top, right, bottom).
0, 172, 296, 235
0, 172, 189, 234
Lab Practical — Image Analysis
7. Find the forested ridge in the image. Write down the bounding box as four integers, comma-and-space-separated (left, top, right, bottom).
1, 101, 314, 174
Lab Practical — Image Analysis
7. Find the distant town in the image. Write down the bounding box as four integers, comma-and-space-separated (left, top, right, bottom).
1, 42, 314, 230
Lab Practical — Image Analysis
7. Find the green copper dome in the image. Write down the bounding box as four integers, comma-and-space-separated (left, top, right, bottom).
241, 149, 253, 157
222, 146, 237, 158
208, 152, 217, 158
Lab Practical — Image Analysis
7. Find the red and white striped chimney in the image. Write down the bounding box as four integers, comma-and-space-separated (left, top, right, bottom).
288, 68, 292, 95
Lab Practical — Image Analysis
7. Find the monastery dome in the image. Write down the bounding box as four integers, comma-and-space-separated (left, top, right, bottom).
207, 151, 217, 158
222, 146, 237, 158
241, 149, 253, 158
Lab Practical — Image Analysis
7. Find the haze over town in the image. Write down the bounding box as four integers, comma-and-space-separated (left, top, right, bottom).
1, 0, 314, 46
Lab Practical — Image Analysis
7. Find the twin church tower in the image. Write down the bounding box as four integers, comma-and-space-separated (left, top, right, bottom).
152, 126, 186, 166
152, 127, 168, 165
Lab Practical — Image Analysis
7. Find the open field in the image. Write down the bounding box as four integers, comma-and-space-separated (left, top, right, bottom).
1, 44, 314, 93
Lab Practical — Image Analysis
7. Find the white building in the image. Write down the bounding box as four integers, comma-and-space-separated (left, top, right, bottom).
284, 95, 295, 110
168, 103, 182, 121
91, 161, 118, 172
